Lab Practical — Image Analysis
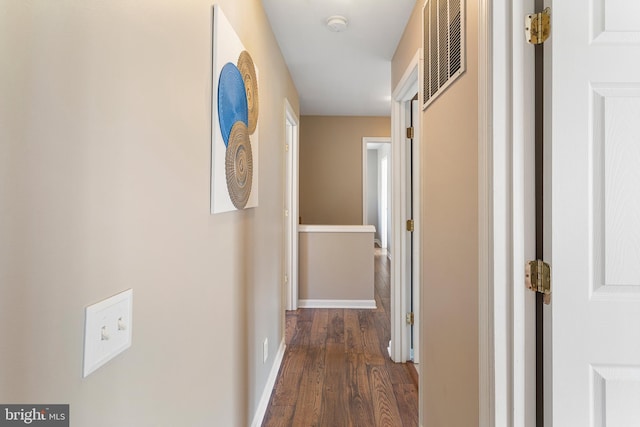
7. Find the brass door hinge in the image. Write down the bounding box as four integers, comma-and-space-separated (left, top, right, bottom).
525, 7, 550, 45
406, 312, 414, 325
525, 260, 551, 304
406, 127, 414, 139
406, 219, 415, 232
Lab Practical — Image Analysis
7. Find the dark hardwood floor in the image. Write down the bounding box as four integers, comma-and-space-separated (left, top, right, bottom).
262, 249, 419, 427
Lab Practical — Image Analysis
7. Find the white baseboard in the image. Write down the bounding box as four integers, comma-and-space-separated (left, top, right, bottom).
298, 299, 377, 309
250, 338, 286, 427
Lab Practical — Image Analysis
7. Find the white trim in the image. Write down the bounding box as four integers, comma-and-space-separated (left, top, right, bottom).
511, 1, 537, 425
490, 0, 513, 425
297, 299, 377, 309
363, 139, 368, 225
379, 151, 390, 249
362, 138, 369, 225
486, 0, 537, 426
298, 225, 376, 233
362, 137, 392, 145
250, 339, 286, 427
410, 96, 421, 367
390, 49, 421, 365
478, 0, 493, 424
374, 238, 382, 248
284, 98, 299, 311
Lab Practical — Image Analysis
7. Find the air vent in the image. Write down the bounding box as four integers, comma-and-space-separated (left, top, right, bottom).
422, 0, 465, 110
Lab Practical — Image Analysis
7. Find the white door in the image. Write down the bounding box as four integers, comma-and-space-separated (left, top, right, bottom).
546, 1, 640, 425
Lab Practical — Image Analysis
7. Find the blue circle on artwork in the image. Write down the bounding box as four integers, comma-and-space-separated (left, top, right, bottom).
218, 63, 249, 147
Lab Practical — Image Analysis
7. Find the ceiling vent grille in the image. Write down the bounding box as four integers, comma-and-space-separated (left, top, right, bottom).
422, 0, 465, 110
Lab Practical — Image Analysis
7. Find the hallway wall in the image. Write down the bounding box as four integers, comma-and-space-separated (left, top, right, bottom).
299, 115, 390, 225
0, 1, 298, 425
392, 1, 480, 426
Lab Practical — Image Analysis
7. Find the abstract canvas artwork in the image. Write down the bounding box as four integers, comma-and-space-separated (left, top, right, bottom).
211, 5, 259, 213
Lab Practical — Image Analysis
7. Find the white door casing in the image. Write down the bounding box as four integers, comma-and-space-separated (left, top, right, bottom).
379, 151, 389, 249
481, 0, 537, 425
546, 1, 640, 425
514, 1, 538, 426
390, 49, 420, 366
284, 99, 299, 311
409, 97, 420, 366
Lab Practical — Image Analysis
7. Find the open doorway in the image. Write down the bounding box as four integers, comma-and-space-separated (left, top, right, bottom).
362, 137, 391, 252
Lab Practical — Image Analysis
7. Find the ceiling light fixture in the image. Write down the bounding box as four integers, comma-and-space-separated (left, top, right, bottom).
326, 15, 348, 32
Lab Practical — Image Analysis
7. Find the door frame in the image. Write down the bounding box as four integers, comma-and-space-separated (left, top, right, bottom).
479, 0, 537, 425
390, 49, 421, 366
362, 136, 391, 249
284, 98, 299, 311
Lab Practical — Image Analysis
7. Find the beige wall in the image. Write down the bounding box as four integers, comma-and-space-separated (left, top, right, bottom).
298, 227, 375, 302
0, 1, 298, 425
392, 1, 480, 426
299, 115, 390, 225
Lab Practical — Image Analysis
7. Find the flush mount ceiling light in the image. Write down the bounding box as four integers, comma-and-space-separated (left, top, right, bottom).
326, 15, 348, 32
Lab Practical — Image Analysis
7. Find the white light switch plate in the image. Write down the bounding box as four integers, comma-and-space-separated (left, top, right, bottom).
83, 289, 133, 377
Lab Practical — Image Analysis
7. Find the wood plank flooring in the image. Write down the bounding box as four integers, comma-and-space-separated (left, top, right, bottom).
262, 250, 419, 427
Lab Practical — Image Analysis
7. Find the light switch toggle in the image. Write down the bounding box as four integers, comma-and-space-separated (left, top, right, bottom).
117, 317, 126, 331
101, 326, 110, 341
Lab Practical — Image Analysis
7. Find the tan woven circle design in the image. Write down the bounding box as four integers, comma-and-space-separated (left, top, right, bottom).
237, 50, 259, 135
225, 121, 253, 209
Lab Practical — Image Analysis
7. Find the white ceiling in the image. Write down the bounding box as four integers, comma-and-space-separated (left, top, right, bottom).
262, 0, 416, 117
